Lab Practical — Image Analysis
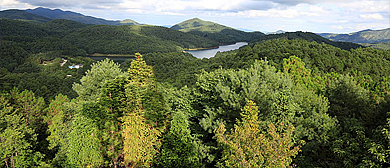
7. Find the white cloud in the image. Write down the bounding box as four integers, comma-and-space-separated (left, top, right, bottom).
339, 0, 389, 13
0, 0, 36, 10
221, 8, 301, 18
360, 13, 385, 20
14, 0, 123, 8
1, 0, 19, 6
332, 25, 344, 30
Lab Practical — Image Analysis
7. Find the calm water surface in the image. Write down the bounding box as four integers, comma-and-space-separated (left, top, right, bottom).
87, 42, 248, 62
87, 56, 135, 63
185, 42, 248, 58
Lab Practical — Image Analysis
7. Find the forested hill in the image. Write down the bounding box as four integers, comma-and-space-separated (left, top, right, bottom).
319, 28, 390, 43
254, 31, 362, 50
1, 7, 139, 25
0, 9, 52, 22
171, 18, 265, 44
63, 24, 219, 54
0, 18, 218, 55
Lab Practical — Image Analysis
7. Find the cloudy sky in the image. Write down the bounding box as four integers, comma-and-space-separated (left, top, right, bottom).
1, 0, 389, 33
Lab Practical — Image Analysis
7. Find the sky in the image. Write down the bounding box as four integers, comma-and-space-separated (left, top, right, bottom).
1, 0, 389, 33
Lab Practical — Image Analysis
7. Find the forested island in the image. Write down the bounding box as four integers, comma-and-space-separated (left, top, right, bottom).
1, 9, 390, 168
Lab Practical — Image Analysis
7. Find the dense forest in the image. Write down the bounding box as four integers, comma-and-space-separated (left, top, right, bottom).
1, 17, 390, 168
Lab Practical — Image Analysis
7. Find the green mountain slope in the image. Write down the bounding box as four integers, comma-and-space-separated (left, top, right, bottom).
63, 24, 219, 54
171, 18, 264, 44
1, 19, 218, 56
363, 42, 390, 50
254, 31, 362, 50
0, 9, 51, 22
0, 18, 51, 38
319, 28, 390, 43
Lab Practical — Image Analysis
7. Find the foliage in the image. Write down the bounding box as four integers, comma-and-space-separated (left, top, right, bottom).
215, 101, 303, 167
121, 53, 166, 167
156, 106, 200, 167
67, 114, 104, 167
73, 58, 125, 101
0, 94, 44, 168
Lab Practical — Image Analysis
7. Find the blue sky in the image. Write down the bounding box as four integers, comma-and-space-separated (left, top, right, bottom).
1, 0, 389, 33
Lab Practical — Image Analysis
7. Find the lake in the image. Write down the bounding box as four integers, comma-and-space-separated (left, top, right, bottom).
185, 42, 248, 58
87, 56, 135, 63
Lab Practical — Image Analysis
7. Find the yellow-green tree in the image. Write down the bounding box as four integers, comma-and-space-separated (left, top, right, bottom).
215, 101, 303, 168
121, 53, 163, 167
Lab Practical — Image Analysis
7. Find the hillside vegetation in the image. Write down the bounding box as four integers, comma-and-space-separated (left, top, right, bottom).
0, 18, 218, 55
364, 41, 390, 50
172, 18, 265, 44
255, 31, 363, 50
320, 28, 390, 43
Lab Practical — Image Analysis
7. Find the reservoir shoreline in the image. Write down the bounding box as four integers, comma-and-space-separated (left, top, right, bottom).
185, 42, 248, 59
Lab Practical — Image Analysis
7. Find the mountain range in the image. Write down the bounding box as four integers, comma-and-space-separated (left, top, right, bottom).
1, 7, 138, 25
318, 28, 390, 43
1, 7, 389, 49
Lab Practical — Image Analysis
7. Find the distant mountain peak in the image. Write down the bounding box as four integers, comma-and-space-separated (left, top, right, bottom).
171, 17, 264, 44
171, 18, 229, 31
26, 7, 83, 19
22, 7, 139, 25
188, 18, 202, 21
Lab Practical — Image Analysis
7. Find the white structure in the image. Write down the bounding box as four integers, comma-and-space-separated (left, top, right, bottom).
68, 64, 83, 69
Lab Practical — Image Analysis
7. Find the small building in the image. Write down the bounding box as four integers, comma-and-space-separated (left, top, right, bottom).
68, 64, 83, 69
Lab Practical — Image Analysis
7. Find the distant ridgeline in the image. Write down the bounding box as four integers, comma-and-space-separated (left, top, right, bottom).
319, 28, 390, 43
318, 28, 390, 50
0, 7, 139, 25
